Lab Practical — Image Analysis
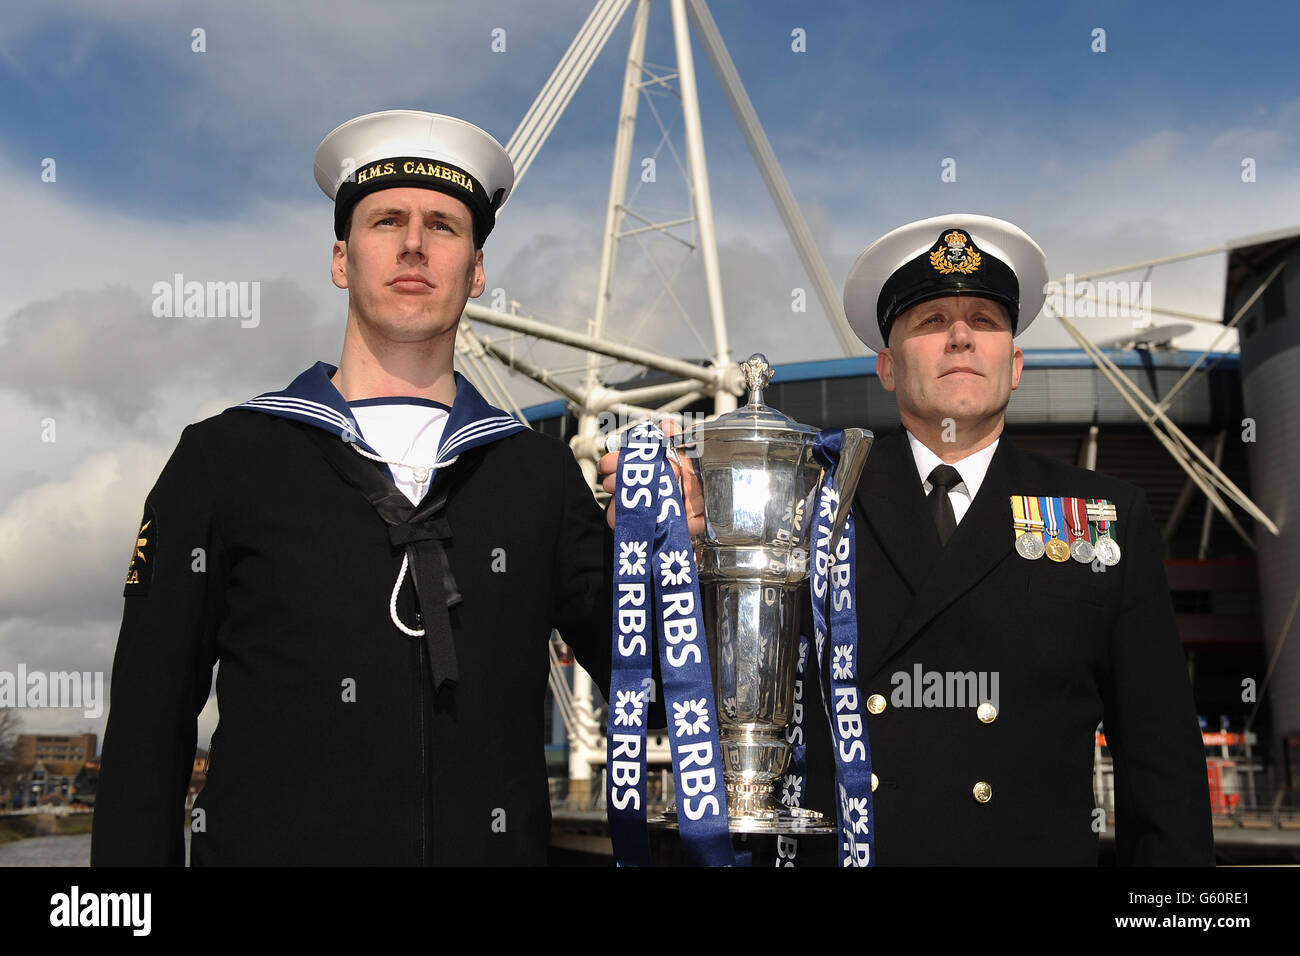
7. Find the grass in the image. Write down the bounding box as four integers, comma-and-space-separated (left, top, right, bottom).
0, 812, 95, 844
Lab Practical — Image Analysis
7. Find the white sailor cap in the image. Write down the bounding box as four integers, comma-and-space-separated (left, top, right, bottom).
843, 213, 1048, 352
313, 109, 515, 248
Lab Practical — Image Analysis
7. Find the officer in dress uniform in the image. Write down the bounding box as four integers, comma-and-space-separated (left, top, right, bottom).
92, 111, 616, 865
797, 213, 1214, 865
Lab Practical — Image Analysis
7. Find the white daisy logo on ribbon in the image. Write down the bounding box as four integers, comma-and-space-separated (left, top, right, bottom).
837, 783, 869, 866
832, 644, 854, 680
846, 796, 870, 836
672, 698, 710, 737
629, 422, 665, 447
818, 487, 840, 521
839, 782, 871, 837
618, 540, 647, 576
815, 627, 826, 660
780, 774, 803, 808
613, 689, 645, 727
659, 549, 692, 587
797, 638, 809, 672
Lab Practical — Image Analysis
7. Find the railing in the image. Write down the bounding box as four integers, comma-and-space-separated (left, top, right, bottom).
548, 769, 677, 813
1093, 739, 1300, 831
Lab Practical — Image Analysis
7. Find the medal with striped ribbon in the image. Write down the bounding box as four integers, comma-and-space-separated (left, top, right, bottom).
1041, 496, 1070, 562
1088, 498, 1122, 566
1011, 495, 1046, 560
1065, 496, 1095, 564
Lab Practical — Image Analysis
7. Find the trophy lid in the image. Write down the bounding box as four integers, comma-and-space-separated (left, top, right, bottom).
678, 353, 819, 445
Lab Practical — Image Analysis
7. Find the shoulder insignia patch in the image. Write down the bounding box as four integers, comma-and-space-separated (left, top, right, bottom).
124, 506, 156, 595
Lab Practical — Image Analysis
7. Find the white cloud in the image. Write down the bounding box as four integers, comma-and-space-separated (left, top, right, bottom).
0, 433, 223, 745
0, 443, 171, 624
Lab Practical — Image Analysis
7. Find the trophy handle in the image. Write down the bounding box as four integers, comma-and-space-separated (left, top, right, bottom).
828, 428, 873, 554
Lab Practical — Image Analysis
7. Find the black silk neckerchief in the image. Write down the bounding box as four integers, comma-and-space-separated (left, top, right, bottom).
301, 427, 480, 692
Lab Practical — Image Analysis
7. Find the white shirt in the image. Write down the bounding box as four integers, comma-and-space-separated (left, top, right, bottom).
349, 398, 451, 506
905, 430, 999, 526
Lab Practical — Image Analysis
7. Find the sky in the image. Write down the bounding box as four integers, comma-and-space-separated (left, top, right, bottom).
2, 0, 1299, 747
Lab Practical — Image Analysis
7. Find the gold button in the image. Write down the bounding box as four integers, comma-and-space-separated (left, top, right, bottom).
871, 773, 879, 792
972, 781, 992, 804
977, 701, 997, 723
866, 694, 887, 715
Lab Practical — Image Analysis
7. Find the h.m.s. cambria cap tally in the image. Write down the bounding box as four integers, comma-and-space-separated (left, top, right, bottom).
314, 110, 515, 249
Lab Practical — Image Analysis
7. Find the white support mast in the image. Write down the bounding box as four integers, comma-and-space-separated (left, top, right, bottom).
466, 0, 859, 471
685, 0, 862, 355
669, 0, 734, 414
576, 0, 653, 487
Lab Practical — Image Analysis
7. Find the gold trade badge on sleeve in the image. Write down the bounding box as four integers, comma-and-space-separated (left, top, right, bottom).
123, 506, 156, 595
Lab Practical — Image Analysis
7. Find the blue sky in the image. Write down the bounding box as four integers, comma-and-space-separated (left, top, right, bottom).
1, 0, 1297, 743
4, 2, 1297, 233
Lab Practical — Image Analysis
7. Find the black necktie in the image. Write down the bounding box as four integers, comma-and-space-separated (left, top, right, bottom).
927, 464, 963, 546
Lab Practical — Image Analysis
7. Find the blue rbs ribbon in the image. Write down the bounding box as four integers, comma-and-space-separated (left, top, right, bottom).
607, 423, 735, 867
777, 430, 875, 867
773, 631, 811, 867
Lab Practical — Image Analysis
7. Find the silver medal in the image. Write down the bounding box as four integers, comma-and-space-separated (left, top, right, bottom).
1070, 538, 1095, 564
1015, 533, 1046, 560
1095, 534, 1121, 566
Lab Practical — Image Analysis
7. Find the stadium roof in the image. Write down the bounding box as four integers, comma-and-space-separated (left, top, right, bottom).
519, 348, 1240, 423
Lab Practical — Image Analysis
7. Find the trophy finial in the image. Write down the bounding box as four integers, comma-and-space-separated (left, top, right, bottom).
741, 353, 774, 405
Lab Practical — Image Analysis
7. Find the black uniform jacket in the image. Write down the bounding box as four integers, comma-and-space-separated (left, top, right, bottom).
801, 429, 1213, 865
92, 363, 613, 866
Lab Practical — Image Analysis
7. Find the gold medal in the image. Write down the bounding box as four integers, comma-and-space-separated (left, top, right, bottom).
1041, 497, 1069, 562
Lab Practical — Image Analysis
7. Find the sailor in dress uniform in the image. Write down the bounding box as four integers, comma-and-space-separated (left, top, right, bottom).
93, 111, 615, 866
796, 214, 1213, 865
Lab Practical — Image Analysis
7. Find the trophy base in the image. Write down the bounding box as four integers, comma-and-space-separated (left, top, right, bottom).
653, 802, 835, 834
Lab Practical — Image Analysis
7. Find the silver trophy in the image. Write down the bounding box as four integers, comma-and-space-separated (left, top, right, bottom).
667, 353, 872, 832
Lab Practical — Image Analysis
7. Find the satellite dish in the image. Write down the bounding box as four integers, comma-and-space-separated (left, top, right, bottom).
1096, 323, 1195, 351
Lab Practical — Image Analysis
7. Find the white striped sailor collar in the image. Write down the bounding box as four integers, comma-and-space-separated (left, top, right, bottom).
230, 361, 526, 463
